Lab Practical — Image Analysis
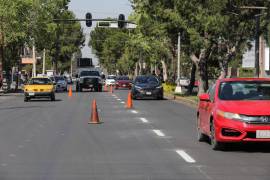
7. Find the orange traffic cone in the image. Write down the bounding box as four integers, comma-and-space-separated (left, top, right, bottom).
68, 86, 72, 97
104, 85, 108, 92
89, 99, 101, 124
126, 91, 133, 109
110, 85, 114, 93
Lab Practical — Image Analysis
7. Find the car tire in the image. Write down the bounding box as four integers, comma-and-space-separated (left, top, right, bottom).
132, 94, 137, 100
51, 94, 55, 101
210, 121, 223, 150
24, 97, 29, 102
197, 115, 207, 142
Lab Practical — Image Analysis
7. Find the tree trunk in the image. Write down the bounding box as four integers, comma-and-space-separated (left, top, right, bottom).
0, 32, 4, 84
161, 59, 168, 82
187, 62, 197, 95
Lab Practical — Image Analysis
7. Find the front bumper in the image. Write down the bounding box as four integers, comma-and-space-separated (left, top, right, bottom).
25, 91, 54, 98
215, 116, 270, 142
116, 83, 132, 89
132, 88, 163, 99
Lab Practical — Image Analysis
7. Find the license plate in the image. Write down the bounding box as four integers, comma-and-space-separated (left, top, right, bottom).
256, 130, 270, 138
29, 92, 35, 96
146, 92, 152, 95
123, 84, 126, 87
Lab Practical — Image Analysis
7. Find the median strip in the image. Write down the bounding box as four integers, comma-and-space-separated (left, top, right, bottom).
176, 150, 196, 163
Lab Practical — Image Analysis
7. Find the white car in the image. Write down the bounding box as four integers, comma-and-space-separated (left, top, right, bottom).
105, 75, 116, 86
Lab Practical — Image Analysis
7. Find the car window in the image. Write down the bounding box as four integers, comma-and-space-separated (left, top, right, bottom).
107, 76, 116, 79
135, 76, 159, 85
117, 76, 129, 80
208, 84, 216, 102
80, 71, 100, 77
219, 81, 270, 100
29, 78, 52, 85
55, 76, 65, 82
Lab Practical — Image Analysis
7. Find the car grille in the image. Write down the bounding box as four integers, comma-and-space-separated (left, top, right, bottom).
84, 78, 97, 84
245, 116, 270, 124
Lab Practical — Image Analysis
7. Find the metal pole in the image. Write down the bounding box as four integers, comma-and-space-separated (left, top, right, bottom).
42, 49, 46, 75
177, 32, 181, 84
255, 15, 260, 77
32, 44, 36, 77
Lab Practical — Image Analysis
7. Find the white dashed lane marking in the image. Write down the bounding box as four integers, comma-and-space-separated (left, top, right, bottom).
139, 117, 149, 123
117, 99, 121, 101
121, 101, 125, 104
176, 150, 196, 163
152, 129, 165, 137
131, 110, 138, 114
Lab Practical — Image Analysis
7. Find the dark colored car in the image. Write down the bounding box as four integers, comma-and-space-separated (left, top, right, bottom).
115, 76, 132, 89
76, 70, 102, 92
131, 75, 163, 100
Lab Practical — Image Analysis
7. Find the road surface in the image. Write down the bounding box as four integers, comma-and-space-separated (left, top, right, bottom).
0, 90, 269, 180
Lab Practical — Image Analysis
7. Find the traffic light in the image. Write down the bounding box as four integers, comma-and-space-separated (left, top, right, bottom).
118, 14, 125, 28
86, 12, 92, 27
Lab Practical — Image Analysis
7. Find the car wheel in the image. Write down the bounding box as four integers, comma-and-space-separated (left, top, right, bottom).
132, 94, 137, 100
210, 121, 223, 150
197, 115, 207, 142
51, 94, 55, 101
24, 97, 29, 102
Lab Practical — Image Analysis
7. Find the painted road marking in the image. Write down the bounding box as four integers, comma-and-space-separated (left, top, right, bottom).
176, 150, 196, 163
131, 110, 138, 114
140, 117, 149, 123
121, 101, 125, 104
117, 98, 121, 101
153, 129, 165, 137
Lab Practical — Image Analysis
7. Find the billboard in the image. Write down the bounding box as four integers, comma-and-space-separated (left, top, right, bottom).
21, 57, 34, 64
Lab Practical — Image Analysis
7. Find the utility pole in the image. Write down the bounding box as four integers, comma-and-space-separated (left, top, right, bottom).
175, 32, 182, 94
42, 49, 46, 75
255, 15, 260, 77
32, 44, 36, 77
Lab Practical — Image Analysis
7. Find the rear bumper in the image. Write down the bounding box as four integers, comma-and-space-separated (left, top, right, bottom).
132, 88, 163, 99
215, 116, 270, 142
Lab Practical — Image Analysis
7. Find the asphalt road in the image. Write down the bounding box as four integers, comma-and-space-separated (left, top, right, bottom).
0, 89, 270, 180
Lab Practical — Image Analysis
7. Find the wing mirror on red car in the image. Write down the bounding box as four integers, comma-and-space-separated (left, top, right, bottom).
199, 93, 210, 101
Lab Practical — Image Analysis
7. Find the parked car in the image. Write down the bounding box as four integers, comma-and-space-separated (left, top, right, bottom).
105, 75, 116, 86
115, 76, 132, 89
24, 77, 55, 102
131, 75, 163, 100
197, 78, 270, 150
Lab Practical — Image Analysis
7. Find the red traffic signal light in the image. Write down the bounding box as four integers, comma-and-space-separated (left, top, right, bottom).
86, 13, 92, 27
118, 14, 125, 28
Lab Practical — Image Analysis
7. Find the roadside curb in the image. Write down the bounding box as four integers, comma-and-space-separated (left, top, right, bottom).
164, 93, 198, 109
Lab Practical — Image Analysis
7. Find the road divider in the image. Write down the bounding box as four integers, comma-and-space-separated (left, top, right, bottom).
153, 129, 165, 137
88, 99, 102, 124
176, 150, 196, 163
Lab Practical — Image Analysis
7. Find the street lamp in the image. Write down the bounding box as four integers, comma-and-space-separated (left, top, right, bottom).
175, 32, 182, 94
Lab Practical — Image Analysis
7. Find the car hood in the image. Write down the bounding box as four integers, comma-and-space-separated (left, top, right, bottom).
56, 80, 66, 84
24, 85, 54, 90
135, 83, 159, 89
218, 100, 270, 116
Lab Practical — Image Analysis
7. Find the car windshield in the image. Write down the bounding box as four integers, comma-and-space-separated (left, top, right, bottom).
80, 71, 100, 77
54, 76, 65, 82
29, 78, 52, 85
117, 76, 129, 80
135, 76, 159, 85
219, 81, 270, 100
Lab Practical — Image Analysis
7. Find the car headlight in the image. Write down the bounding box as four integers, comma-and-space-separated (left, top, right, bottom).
217, 110, 241, 120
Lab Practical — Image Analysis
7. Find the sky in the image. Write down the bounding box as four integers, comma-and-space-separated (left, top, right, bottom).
69, 0, 133, 65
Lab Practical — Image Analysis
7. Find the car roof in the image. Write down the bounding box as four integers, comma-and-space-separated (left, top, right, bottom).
219, 78, 270, 82
32, 76, 49, 79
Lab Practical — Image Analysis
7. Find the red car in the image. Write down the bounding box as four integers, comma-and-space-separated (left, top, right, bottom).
115, 76, 132, 89
197, 78, 270, 150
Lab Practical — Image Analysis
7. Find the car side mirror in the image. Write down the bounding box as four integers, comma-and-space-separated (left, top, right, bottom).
199, 93, 210, 101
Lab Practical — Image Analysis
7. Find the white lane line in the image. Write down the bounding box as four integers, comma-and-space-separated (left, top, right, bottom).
140, 117, 149, 123
176, 150, 196, 163
153, 129, 165, 137
121, 101, 125, 104
131, 110, 138, 114
117, 98, 121, 101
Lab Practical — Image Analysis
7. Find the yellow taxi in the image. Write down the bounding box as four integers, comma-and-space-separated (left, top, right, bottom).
24, 77, 55, 102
